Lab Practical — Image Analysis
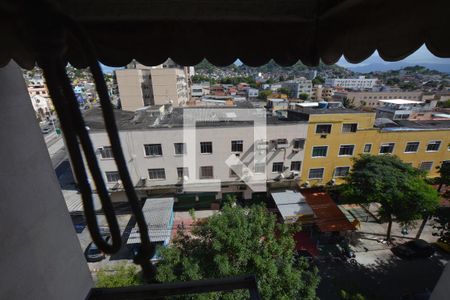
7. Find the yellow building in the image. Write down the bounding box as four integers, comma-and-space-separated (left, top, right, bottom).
295, 109, 450, 185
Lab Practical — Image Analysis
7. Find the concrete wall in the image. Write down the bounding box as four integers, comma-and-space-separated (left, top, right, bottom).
116, 69, 153, 111
0, 62, 92, 299
151, 68, 188, 106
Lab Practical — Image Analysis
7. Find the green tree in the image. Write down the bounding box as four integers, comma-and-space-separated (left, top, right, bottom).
258, 90, 272, 100
343, 155, 440, 241
156, 204, 320, 300
342, 97, 355, 109
437, 161, 450, 192
312, 76, 325, 85
433, 207, 450, 237
437, 99, 450, 108
299, 93, 309, 100
277, 87, 291, 96
96, 263, 143, 288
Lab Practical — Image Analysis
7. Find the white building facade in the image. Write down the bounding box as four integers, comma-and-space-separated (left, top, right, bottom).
325, 76, 378, 90
85, 107, 308, 203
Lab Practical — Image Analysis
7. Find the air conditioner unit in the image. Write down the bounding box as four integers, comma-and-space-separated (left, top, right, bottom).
256, 140, 268, 150
320, 134, 327, 139
275, 139, 289, 149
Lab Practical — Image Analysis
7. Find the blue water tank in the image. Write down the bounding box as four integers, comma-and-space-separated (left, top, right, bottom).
318, 101, 328, 109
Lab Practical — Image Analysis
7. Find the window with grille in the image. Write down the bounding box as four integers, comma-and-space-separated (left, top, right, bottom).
148, 168, 166, 180
174, 143, 186, 155
293, 139, 305, 149
363, 144, 372, 153
290, 161, 301, 171
254, 163, 265, 174
200, 166, 214, 179
200, 142, 213, 154
404, 142, 419, 153
334, 166, 350, 177
419, 162, 433, 172
426, 141, 441, 152
308, 168, 324, 179
316, 124, 331, 134
105, 171, 120, 182
272, 162, 284, 173
379, 143, 395, 154
231, 140, 243, 152
100, 146, 113, 158
339, 145, 355, 156
312, 146, 328, 157
177, 167, 189, 180
144, 144, 163, 156
342, 123, 357, 133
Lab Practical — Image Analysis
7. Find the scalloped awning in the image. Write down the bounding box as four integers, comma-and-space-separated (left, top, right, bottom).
2, 0, 450, 69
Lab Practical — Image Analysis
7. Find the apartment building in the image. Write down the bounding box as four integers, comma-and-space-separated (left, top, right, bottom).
84, 106, 308, 203
333, 90, 423, 107
376, 99, 437, 120
27, 77, 49, 98
281, 78, 312, 98
115, 65, 190, 111
115, 68, 153, 111
295, 109, 450, 185
325, 76, 378, 90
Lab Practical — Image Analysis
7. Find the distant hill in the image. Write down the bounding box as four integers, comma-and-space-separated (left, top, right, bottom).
343, 62, 450, 74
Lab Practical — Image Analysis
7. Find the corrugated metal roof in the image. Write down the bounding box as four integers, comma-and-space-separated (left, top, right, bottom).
271, 190, 314, 223
302, 189, 355, 232
65, 193, 102, 213
127, 197, 174, 244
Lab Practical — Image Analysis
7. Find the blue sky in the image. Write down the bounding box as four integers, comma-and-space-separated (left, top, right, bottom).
101, 45, 450, 73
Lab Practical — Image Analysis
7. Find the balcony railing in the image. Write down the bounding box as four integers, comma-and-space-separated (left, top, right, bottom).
88, 275, 261, 300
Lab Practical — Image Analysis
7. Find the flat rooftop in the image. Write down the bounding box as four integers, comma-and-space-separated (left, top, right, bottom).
379, 99, 423, 105
83, 106, 307, 131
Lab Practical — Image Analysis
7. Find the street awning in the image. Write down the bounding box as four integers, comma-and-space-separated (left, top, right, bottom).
127, 197, 174, 244
65, 192, 102, 214
271, 190, 314, 224
302, 189, 355, 232
2, 0, 449, 69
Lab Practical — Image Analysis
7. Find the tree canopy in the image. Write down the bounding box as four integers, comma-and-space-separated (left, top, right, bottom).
343, 155, 440, 240
258, 90, 272, 100
299, 93, 309, 100
156, 204, 320, 300
96, 264, 143, 288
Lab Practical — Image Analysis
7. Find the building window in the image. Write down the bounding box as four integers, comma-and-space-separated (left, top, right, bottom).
105, 171, 120, 183
419, 162, 433, 172
316, 124, 332, 134
363, 144, 372, 153
100, 146, 113, 158
291, 161, 301, 171
272, 162, 284, 173
231, 140, 243, 152
312, 146, 328, 157
254, 163, 265, 174
426, 141, 441, 152
404, 142, 420, 153
342, 123, 357, 133
200, 142, 213, 154
334, 167, 350, 178
339, 145, 355, 156
174, 143, 186, 155
379, 143, 395, 154
200, 166, 214, 179
177, 167, 189, 180
308, 168, 324, 179
293, 138, 305, 149
148, 168, 166, 180
144, 144, 163, 156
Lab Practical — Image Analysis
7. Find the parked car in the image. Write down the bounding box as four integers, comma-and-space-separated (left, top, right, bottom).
392, 239, 435, 259
435, 236, 450, 253
41, 127, 51, 134
85, 236, 110, 262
